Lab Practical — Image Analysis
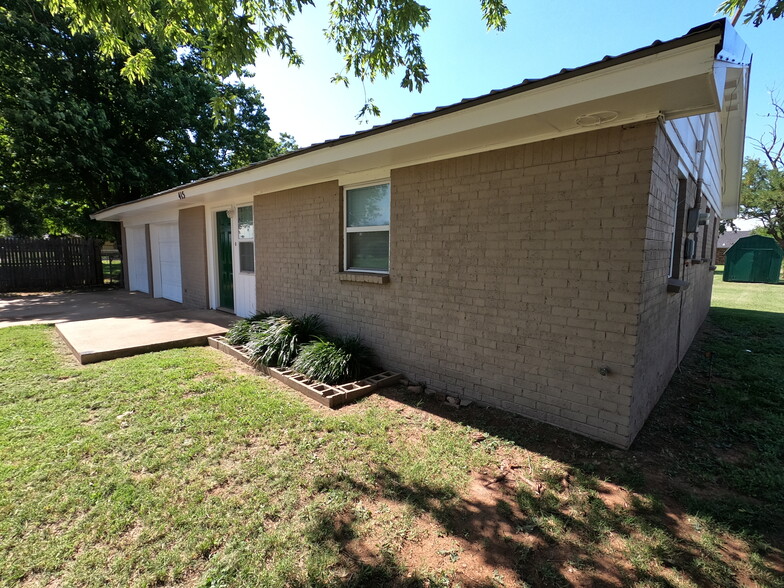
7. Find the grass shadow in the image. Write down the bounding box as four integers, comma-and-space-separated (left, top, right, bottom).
357, 305, 784, 586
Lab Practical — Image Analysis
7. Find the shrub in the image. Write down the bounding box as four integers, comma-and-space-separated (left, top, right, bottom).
224, 311, 280, 346
292, 335, 374, 385
246, 314, 325, 367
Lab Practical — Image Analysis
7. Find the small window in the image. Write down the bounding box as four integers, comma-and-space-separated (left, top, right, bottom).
669, 179, 688, 279
701, 206, 711, 260
345, 183, 390, 272
237, 205, 254, 273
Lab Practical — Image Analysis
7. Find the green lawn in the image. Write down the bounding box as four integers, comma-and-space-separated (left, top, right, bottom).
712, 265, 784, 313
0, 274, 782, 587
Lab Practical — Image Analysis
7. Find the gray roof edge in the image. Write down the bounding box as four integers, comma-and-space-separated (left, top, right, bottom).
93, 18, 728, 219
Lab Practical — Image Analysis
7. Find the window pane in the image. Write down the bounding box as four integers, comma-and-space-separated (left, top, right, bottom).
239, 242, 254, 272
347, 231, 389, 271
347, 184, 390, 227
237, 206, 254, 240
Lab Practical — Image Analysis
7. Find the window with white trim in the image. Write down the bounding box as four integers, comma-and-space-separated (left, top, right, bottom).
344, 182, 390, 273
237, 205, 254, 273
669, 178, 688, 279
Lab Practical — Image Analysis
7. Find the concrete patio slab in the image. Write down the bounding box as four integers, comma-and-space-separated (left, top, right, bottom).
56, 309, 234, 364
1, 289, 236, 364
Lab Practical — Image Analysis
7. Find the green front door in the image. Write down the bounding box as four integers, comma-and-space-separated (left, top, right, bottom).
216, 211, 234, 310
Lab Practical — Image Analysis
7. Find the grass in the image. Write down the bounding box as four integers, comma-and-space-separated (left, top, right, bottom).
102, 255, 122, 285
0, 271, 782, 587
712, 265, 784, 313
640, 267, 784, 533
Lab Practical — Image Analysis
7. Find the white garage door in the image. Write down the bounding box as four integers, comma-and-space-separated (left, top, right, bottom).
125, 226, 149, 294
150, 223, 182, 302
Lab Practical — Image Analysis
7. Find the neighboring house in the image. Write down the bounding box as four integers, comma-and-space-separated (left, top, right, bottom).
716, 229, 751, 264
93, 19, 751, 448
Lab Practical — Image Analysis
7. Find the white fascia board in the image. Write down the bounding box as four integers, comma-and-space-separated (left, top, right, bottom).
117, 210, 179, 226
719, 65, 750, 219
95, 39, 721, 223
93, 193, 183, 221
714, 23, 752, 219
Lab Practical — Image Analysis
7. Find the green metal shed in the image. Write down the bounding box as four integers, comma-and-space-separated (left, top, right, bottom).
723, 235, 783, 284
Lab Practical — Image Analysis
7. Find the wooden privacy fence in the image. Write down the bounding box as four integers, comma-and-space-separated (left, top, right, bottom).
0, 237, 104, 292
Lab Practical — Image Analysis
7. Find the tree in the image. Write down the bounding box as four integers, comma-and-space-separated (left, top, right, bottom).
718, 0, 784, 25
737, 94, 784, 249
39, 0, 510, 115
270, 132, 299, 156
740, 160, 784, 249
0, 0, 279, 237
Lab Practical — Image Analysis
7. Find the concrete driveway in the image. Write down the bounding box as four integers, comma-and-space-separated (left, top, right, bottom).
0, 289, 185, 327
0, 289, 236, 363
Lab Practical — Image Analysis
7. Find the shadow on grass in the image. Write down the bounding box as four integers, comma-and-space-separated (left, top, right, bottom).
295, 306, 784, 586
298, 460, 780, 587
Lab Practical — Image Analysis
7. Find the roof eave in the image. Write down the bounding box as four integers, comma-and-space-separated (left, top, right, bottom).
93, 20, 734, 223
717, 34, 752, 219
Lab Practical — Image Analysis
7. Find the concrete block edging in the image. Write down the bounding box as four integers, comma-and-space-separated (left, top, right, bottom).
208, 336, 402, 407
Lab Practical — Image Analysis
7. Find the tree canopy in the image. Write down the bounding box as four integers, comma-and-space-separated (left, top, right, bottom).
737, 94, 784, 249
0, 0, 281, 237
39, 1, 510, 102
740, 158, 784, 249
35, 0, 779, 118
717, 0, 784, 25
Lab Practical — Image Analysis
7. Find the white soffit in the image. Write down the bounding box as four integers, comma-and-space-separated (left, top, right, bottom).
94, 36, 727, 222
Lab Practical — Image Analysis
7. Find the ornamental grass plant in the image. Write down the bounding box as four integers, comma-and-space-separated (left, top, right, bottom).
224, 311, 279, 346
246, 314, 325, 367
292, 335, 375, 385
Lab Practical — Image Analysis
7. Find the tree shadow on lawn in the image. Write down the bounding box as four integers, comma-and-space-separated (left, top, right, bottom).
298, 307, 783, 587
299, 458, 779, 587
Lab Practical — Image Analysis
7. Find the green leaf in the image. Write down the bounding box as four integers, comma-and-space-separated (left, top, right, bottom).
119, 48, 155, 83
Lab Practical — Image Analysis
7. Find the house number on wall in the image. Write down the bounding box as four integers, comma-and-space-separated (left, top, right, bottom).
177, 191, 186, 200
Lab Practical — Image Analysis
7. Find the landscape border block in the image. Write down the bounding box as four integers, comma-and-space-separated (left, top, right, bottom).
208, 336, 401, 407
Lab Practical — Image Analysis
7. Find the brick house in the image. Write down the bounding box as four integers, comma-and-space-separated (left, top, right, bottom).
93, 19, 751, 448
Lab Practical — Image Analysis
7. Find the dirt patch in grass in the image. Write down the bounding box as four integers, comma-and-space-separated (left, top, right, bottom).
335, 458, 654, 587
364, 381, 784, 587
340, 483, 533, 588
19, 574, 63, 588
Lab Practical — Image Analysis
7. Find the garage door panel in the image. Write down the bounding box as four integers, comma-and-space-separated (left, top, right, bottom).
125, 226, 149, 294
151, 223, 182, 303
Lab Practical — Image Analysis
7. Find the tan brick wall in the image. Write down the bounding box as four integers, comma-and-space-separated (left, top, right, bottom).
256, 123, 661, 447
630, 124, 715, 439
178, 206, 209, 308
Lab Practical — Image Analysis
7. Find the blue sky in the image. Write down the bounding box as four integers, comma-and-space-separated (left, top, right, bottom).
252, 0, 780, 166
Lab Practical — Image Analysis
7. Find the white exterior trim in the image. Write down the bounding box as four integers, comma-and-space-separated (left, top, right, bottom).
205, 201, 257, 317
343, 180, 391, 274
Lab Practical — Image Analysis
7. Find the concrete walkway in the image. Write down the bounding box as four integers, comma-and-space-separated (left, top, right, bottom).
0, 290, 235, 364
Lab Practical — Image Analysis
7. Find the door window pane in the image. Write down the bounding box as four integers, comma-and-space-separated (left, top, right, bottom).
239, 242, 254, 272
237, 206, 254, 240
